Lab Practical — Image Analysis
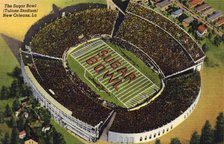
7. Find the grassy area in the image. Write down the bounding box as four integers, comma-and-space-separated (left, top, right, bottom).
67, 55, 126, 108
0, 36, 19, 88
106, 41, 161, 87
51, 120, 84, 144
201, 36, 224, 67
0, 98, 15, 139
67, 39, 162, 108
205, 0, 224, 11
0, 98, 14, 112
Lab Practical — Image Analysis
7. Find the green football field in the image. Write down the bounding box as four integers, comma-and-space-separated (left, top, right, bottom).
67, 38, 161, 108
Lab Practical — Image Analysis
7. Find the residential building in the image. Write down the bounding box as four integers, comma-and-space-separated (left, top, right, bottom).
156, 0, 173, 11
171, 9, 183, 18
201, 7, 214, 17
189, 0, 203, 8
207, 11, 223, 22
182, 16, 194, 27
19, 130, 26, 139
216, 18, 224, 27
195, 3, 210, 12
24, 139, 38, 144
196, 25, 207, 37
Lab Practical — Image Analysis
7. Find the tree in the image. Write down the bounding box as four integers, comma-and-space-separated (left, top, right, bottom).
4, 104, 12, 117
190, 131, 200, 144
170, 138, 181, 144
8, 67, 21, 79
39, 109, 51, 125
17, 115, 25, 131
200, 120, 214, 144
12, 99, 20, 111
9, 116, 17, 128
53, 131, 65, 144
213, 36, 222, 47
202, 44, 208, 52
10, 127, 19, 144
155, 139, 161, 144
20, 85, 32, 97
3, 132, 10, 144
214, 112, 224, 143
9, 80, 19, 98
0, 86, 9, 99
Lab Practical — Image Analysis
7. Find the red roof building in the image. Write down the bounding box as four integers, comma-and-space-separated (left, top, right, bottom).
19, 130, 27, 139
189, 0, 203, 8
216, 18, 224, 27
197, 25, 207, 37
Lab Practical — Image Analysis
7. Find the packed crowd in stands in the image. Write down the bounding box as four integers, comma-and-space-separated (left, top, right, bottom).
22, 5, 203, 132
29, 8, 117, 58
116, 13, 194, 76
22, 3, 107, 49
110, 72, 201, 133
29, 58, 111, 126
126, 3, 205, 62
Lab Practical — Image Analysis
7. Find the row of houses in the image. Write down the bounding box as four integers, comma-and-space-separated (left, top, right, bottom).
152, 0, 208, 37
189, 0, 223, 26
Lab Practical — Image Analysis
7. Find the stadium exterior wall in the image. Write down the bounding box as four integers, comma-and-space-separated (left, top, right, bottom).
108, 88, 201, 143
20, 57, 110, 142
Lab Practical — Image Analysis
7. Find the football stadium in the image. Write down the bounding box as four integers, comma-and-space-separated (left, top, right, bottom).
19, 1, 205, 143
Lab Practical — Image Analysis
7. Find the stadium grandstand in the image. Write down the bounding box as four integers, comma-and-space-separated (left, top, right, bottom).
19, 0, 205, 143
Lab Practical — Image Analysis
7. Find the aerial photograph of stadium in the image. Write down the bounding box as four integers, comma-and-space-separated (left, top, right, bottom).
0, 0, 223, 143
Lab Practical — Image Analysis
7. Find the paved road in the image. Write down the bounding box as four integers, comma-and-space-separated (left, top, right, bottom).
173, 0, 223, 37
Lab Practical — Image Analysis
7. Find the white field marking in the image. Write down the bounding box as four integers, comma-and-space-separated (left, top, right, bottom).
114, 77, 150, 99
121, 79, 155, 100
118, 80, 152, 101
70, 52, 113, 94
93, 56, 126, 79
72, 40, 103, 58
124, 85, 156, 104
84, 53, 120, 70
108, 72, 143, 92
77, 45, 107, 62
86, 53, 121, 74
111, 72, 144, 93
101, 40, 159, 90
76, 43, 107, 61
82, 47, 116, 68
79, 44, 113, 63
102, 67, 138, 88
83, 69, 104, 92
70, 39, 158, 108
123, 84, 158, 104
124, 86, 155, 103
126, 90, 157, 106
104, 69, 141, 91
109, 73, 143, 93
82, 52, 118, 70
97, 64, 134, 83
96, 60, 134, 81
70, 39, 101, 57
119, 83, 152, 103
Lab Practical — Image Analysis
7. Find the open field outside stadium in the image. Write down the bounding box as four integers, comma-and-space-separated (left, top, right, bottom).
67, 38, 161, 108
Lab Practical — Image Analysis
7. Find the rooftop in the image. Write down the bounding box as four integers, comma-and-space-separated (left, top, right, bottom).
216, 18, 224, 26
156, 0, 172, 8
189, 0, 203, 7
172, 9, 183, 16
183, 16, 194, 23
197, 25, 207, 33
208, 11, 223, 21
195, 3, 210, 12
